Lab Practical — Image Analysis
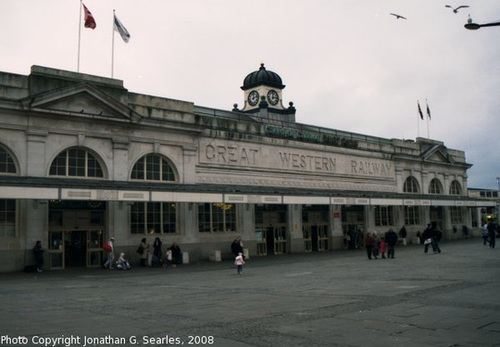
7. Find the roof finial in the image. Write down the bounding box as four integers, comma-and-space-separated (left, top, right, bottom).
259, 61, 265, 70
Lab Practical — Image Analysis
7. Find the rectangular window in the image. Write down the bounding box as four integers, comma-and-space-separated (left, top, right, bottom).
198, 203, 236, 233
404, 206, 420, 225
450, 206, 463, 224
131, 202, 176, 234
0, 199, 16, 237
375, 206, 394, 227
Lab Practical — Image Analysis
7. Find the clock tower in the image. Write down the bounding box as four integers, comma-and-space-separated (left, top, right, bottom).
238, 63, 296, 123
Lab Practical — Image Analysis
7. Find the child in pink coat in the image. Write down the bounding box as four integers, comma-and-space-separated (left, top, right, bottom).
234, 252, 245, 275
379, 238, 387, 259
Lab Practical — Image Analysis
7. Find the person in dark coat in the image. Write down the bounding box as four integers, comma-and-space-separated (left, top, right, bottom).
422, 224, 434, 253
231, 239, 243, 257
152, 237, 162, 267
487, 220, 497, 249
385, 229, 398, 259
364, 232, 375, 260
431, 223, 442, 254
170, 242, 182, 265
33, 241, 44, 272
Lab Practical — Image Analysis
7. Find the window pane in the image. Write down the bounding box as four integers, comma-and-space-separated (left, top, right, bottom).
146, 202, 161, 233
146, 156, 160, 181
0, 147, 16, 174
0, 199, 16, 237
130, 202, 145, 234
198, 203, 211, 232
50, 152, 67, 176
162, 159, 175, 181
162, 203, 176, 233
131, 158, 145, 180
87, 154, 103, 178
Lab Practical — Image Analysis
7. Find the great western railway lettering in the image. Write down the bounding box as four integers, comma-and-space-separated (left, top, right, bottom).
351, 160, 392, 177
203, 142, 393, 178
205, 144, 259, 165
279, 152, 336, 172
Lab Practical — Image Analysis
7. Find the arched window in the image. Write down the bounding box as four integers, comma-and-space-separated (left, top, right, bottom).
429, 178, 442, 194
449, 180, 462, 195
403, 176, 419, 193
0, 145, 17, 174
131, 154, 175, 182
49, 148, 104, 178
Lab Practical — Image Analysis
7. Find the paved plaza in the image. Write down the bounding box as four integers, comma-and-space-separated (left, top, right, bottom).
1, 238, 499, 347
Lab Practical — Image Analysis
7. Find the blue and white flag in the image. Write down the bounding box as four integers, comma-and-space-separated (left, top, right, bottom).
114, 14, 130, 43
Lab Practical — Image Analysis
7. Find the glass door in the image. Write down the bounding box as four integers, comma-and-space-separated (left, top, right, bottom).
48, 231, 64, 270
87, 230, 104, 267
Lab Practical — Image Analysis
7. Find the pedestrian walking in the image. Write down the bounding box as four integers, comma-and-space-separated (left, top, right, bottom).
487, 219, 497, 249
431, 223, 442, 254
364, 232, 375, 260
33, 241, 44, 272
234, 252, 245, 274
422, 224, 433, 254
379, 238, 387, 259
385, 229, 398, 259
103, 237, 115, 269
139, 238, 149, 267
482, 223, 489, 246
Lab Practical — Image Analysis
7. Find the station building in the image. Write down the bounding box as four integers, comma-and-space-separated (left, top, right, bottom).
0, 64, 495, 272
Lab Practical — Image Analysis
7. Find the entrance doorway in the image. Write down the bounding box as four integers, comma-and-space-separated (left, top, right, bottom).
342, 205, 365, 249
255, 205, 287, 255
48, 200, 106, 269
302, 205, 329, 252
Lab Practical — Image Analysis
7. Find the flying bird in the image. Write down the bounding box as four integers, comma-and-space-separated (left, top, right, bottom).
390, 13, 407, 20
445, 5, 469, 13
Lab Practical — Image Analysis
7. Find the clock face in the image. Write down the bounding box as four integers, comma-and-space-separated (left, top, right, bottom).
267, 90, 279, 105
248, 90, 259, 106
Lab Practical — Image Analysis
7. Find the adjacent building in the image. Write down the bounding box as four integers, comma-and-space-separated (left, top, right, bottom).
0, 65, 495, 272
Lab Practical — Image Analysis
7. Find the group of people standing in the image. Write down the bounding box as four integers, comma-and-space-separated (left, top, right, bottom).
363, 229, 398, 260
101, 236, 183, 270
138, 237, 183, 268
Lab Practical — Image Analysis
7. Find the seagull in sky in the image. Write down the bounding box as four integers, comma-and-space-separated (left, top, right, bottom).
390, 13, 407, 20
445, 5, 469, 13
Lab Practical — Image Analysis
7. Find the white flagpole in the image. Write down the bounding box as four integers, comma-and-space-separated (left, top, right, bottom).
77, 0, 83, 72
111, 10, 115, 78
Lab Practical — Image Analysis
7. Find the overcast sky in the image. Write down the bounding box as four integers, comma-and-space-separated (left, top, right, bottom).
1, 0, 499, 189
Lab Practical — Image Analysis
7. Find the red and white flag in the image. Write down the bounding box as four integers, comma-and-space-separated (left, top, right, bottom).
82, 3, 97, 29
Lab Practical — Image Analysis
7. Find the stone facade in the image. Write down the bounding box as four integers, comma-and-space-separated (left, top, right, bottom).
0, 65, 494, 272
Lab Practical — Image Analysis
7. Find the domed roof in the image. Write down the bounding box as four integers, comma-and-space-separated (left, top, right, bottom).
241, 63, 285, 90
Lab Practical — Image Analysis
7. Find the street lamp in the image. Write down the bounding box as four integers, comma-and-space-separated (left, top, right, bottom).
465, 19, 500, 30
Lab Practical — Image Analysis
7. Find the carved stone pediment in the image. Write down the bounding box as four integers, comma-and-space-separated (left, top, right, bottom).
422, 144, 455, 164
23, 83, 141, 121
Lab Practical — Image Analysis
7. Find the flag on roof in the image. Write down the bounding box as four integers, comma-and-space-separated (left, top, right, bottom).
426, 102, 431, 120
83, 3, 96, 29
114, 14, 131, 43
417, 101, 424, 120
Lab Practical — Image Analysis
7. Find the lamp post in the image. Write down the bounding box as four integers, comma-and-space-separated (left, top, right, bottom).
465, 21, 500, 30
